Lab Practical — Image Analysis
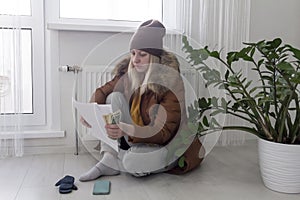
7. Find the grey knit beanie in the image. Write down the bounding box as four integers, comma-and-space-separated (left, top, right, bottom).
129, 19, 166, 57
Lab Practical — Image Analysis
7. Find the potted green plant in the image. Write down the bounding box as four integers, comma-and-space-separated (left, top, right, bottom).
182, 36, 300, 193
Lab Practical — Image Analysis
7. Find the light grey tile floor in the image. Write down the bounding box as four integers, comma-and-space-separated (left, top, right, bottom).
0, 140, 299, 200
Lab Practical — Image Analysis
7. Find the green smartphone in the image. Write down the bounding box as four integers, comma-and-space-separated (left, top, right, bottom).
93, 180, 111, 195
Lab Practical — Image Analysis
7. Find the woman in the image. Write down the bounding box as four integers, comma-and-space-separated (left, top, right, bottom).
79, 19, 204, 182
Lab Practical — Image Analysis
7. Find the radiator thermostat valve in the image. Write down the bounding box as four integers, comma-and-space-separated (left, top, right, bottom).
59, 65, 82, 73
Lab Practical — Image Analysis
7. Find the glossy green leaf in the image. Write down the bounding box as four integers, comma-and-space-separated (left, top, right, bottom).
211, 117, 221, 127
277, 62, 294, 72
203, 116, 209, 127
178, 156, 186, 168
225, 70, 230, 80
290, 47, 300, 60
271, 38, 282, 49
257, 59, 264, 67
211, 97, 218, 107
210, 51, 220, 59
198, 97, 209, 109
221, 98, 227, 110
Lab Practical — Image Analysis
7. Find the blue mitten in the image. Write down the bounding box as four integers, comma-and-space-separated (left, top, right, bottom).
55, 175, 78, 194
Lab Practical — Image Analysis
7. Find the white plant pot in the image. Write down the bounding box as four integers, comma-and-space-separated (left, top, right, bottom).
258, 138, 300, 193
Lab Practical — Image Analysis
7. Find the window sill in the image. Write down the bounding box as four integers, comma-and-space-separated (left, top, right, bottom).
0, 130, 65, 139
47, 21, 182, 34
47, 22, 138, 33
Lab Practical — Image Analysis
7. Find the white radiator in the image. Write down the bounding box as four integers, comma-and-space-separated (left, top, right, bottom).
80, 66, 114, 102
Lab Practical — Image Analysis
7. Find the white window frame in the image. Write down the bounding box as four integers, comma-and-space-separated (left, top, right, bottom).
0, 0, 46, 127
47, 0, 172, 32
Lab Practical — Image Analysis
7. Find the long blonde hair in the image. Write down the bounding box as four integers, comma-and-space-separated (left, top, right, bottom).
128, 54, 160, 95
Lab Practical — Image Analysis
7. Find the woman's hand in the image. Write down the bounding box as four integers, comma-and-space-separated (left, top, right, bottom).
80, 116, 91, 128
105, 124, 125, 139
105, 122, 135, 139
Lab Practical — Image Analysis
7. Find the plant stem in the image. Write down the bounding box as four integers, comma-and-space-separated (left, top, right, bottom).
220, 58, 273, 137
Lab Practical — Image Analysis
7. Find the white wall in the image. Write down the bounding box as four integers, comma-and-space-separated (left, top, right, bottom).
250, 0, 300, 47
29, 0, 300, 154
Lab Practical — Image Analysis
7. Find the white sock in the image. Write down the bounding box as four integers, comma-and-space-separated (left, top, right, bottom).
79, 163, 119, 182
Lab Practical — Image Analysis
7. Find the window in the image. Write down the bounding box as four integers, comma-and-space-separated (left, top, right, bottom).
60, 0, 162, 22
47, 0, 181, 33
0, 28, 32, 114
47, 0, 164, 32
0, 0, 45, 126
0, 0, 31, 16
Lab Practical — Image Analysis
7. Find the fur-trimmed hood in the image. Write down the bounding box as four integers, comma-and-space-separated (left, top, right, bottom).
113, 50, 181, 95
160, 50, 180, 72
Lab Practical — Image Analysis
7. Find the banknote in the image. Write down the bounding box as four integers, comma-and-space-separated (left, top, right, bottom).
102, 114, 111, 125
102, 110, 121, 124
